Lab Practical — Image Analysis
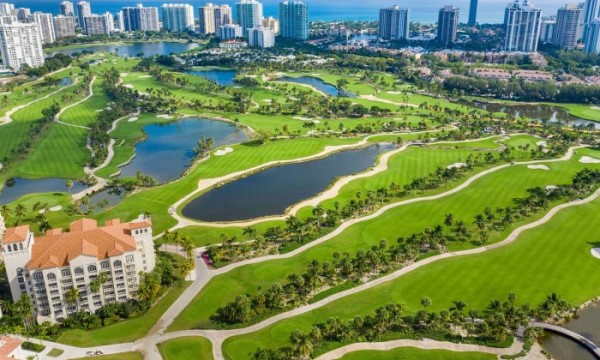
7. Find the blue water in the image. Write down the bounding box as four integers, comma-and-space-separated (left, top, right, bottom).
182, 143, 394, 222
187, 69, 236, 87
12, 0, 568, 24
0, 178, 87, 204
119, 118, 248, 183
46, 42, 200, 58
278, 76, 356, 97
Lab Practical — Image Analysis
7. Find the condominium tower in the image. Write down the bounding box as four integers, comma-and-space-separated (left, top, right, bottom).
553, 3, 581, 49
60, 1, 75, 17
468, 0, 478, 25
437, 5, 460, 46
33, 12, 56, 44
378, 5, 410, 41
236, 0, 263, 36
120, 4, 160, 32
504, 0, 542, 52
585, 18, 600, 52
53, 15, 77, 38
0, 22, 45, 70
583, 0, 600, 45
162, 4, 195, 32
279, 1, 309, 40
248, 25, 275, 47
76, 1, 91, 28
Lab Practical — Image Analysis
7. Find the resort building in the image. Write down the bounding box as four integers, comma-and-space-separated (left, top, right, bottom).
247, 25, 275, 48
119, 4, 160, 32
60, 1, 75, 17
200, 3, 233, 35
76, 1, 91, 29
219, 39, 248, 49
1, 217, 156, 324
219, 23, 243, 39
437, 5, 460, 46
53, 15, 77, 38
84, 13, 113, 35
378, 5, 410, 41
33, 12, 56, 44
279, 0, 309, 40
161, 4, 195, 33
504, 0, 542, 52
553, 4, 581, 50
263, 16, 280, 35
0, 22, 45, 70
236, 0, 264, 37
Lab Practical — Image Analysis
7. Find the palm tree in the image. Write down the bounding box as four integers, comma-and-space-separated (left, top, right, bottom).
444, 213, 454, 228
14, 204, 26, 224
181, 258, 195, 280
0, 205, 12, 219
420, 296, 432, 310
65, 179, 73, 194
312, 206, 325, 228
242, 226, 257, 240
65, 287, 79, 308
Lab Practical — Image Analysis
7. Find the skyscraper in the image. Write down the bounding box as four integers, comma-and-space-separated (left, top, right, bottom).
60, 1, 75, 17
162, 4, 195, 33
583, 0, 600, 44
53, 15, 77, 38
584, 18, 600, 52
236, 0, 263, 36
120, 4, 160, 32
0, 3, 15, 17
248, 25, 275, 47
504, 0, 542, 52
279, 1, 309, 40
378, 5, 410, 41
0, 22, 45, 70
199, 3, 218, 34
215, 5, 233, 29
84, 14, 113, 35
468, 0, 478, 26
33, 12, 56, 44
15, 8, 30, 22
540, 18, 557, 43
77, 1, 91, 29
437, 6, 459, 46
263, 16, 280, 34
219, 23, 242, 39
553, 4, 581, 49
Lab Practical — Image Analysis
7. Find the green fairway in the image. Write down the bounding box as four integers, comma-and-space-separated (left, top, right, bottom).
158, 336, 213, 360
221, 160, 600, 358
337, 347, 496, 360
60, 83, 111, 127
70, 352, 143, 360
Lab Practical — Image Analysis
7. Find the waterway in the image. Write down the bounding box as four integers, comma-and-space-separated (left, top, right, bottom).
182, 143, 395, 222
278, 76, 356, 97
47, 41, 201, 58
0, 178, 87, 205
186, 69, 236, 86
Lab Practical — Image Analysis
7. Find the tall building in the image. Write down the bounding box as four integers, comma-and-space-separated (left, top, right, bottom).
378, 5, 410, 41
0, 3, 14, 17
583, 0, 600, 44
437, 5, 459, 46
15, 8, 30, 22
199, 3, 218, 34
33, 12, 56, 44
77, 1, 91, 29
236, 0, 263, 36
60, 1, 75, 17
1, 217, 156, 323
553, 3, 581, 49
504, 0, 542, 52
584, 18, 600, 52
248, 25, 275, 47
103, 12, 115, 33
84, 14, 112, 35
540, 18, 557, 43
53, 15, 77, 38
0, 15, 16, 25
162, 4, 195, 33
0, 22, 45, 70
215, 5, 233, 29
279, 1, 309, 40
219, 23, 242, 39
468, 0, 478, 25
120, 4, 160, 32
263, 16, 280, 35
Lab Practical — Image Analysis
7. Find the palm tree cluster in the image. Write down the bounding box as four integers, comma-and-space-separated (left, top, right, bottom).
251, 293, 572, 360
163, 230, 196, 280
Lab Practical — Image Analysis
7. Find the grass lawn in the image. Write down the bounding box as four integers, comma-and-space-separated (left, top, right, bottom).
70, 352, 142, 360
552, 103, 600, 122
169, 147, 600, 332
158, 336, 213, 360
221, 155, 600, 358
60, 82, 111, 127
47, 348, 64, 357
338, 347, 496, 360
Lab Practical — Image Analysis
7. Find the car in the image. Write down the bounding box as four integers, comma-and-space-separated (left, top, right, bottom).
86, 351, 95, 357
95, 350, 104, 355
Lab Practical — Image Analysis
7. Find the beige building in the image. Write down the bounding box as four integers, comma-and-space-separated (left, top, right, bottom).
263, 16, 280, 35
53, 15, 76, 38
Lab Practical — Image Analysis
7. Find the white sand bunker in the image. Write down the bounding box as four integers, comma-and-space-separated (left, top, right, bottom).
591, 106, 600, 111
293, 116, 320, 123
311, 73, 321, 76
123, 84, 135, 89
546, 185, 558, 191
528, 165, 550, 170
536, 141, 547, 147
387, 91, 402, 94
128, 117, 138, 122
591, 248, 600, 259
214, 147, 234, 156
40, 205, 62, 214
120, 73, 129, 77
263, 99, 272, 103
580, 156, 600, 164
447, 162, 467, 169
0, 163, 3, 170
157, 114, 174, 119
139, 75, 152, 78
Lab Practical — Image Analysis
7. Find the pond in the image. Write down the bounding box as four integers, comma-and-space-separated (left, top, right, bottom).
540, 300, 600, 360
58, 77, 73, 86
0, 178, 87, 205
182, 143, 395, 222
46, 41, 201, 58
278, 76, 357, 97
119, 118, 248, 183
79, 189, 125, 213
462, 101, 600, 129
187, 69, 236, 86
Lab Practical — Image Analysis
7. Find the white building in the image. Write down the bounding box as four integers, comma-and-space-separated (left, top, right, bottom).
1, 217, 156, 324
219, 39, 247, 49
0, 22, 45, 70
0, 15, 16, 25
0, 3, 14, 17
553, 3, 581, 49
77, 1, 91, 29
585, 18, 600, 53
15, 8, 30, 22
540, 18, 556, 43
504, 0, 542, 52
33, 12, 56, 45
53, 15, 77, 38
60, 1, 75, 17
219, 23, 242, 39
120, 4, 160, 32
215, 5, 233, 29
161, 4, 195, 33
247, 25, 275, 48
583, 0, 599, 42
263, 16, 280, 35
379, 5, 410, 41
236, 0, 263, 37
199, 3, 218, 34
84, 14, 112, 35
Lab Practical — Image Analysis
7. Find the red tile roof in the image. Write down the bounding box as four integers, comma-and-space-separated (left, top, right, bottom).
0, 336, 22, 360
1, 225, 29, 245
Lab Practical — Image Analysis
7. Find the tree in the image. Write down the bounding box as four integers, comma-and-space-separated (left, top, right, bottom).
420, 296, 432, 310
14, 204, 27, 224
444, 213, 454, 228
65, 179, 73, 194
1, 205, 12, 219
181, 258, 195, 280
242, 226, 257, 240
65, 287, 79, 308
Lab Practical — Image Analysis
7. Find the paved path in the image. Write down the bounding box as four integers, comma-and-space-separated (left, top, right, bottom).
54, 76, 96, 130
532, 322, 600, 359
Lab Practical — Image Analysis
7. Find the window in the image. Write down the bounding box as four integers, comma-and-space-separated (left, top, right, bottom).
47, 273, 56, 281
125, 255, 134, 263
87, 265, 97, 273
101, 261, 110, 269
16, 267, 23, 276
74, 267, 84, 276
61, 269, 71, 277
33, 272, 43, 281
113, 260, 122, 268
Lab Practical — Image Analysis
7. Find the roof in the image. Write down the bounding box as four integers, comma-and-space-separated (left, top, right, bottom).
1, 225, 30, 245
26, 218, 152, 270
0, 336, 22, 360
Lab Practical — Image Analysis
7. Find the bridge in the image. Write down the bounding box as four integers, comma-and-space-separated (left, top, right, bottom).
531, 322, 600, 359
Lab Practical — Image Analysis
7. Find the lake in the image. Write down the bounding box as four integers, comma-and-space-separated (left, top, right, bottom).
47, 41, 201, 58
278, 76, 356, 97
182, 143, 394, 222
187, 69, 236, 87
0, 178, 87, 205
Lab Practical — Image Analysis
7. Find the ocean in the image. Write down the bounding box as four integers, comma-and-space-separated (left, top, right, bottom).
11, 0, 569, 24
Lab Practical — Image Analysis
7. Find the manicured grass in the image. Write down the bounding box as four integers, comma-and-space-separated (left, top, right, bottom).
158, 336, 213, 360
338, 347, 496, 360
175, 220, 286, 247
47, 348, 64, 357
553, 103, 600, 122
221, 151, 600, 359
70, 352, 143, 360
170, 148, 600, 332
60, 83, 111, 127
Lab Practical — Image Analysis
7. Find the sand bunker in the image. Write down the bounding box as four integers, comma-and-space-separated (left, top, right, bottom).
263, 99, 272, 103
591, 106, 600, 111
591, 248, 600, 259
293, 116, 320, 123
214, 147, 234, 156
40, 205, 63, 214
120, 73, 129, 77
536, 141, 547, 147
0, 163, 3, 170
139, 75, 152, 78
387, 91, 402, 94
123, 84, 135, 89
580, 156, 600, 164
157, 114, 174, 119
447, 162, 467, 169
528, 165, 550, 170
128, 117, 138, 122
